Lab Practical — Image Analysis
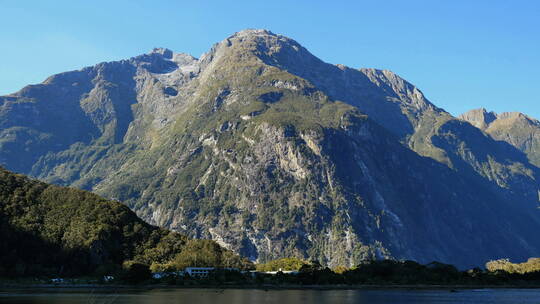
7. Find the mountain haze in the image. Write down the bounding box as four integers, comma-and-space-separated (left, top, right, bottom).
1, 29, 539, 268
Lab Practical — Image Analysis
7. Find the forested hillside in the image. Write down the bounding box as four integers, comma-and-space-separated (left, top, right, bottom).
0, 168, 252, 277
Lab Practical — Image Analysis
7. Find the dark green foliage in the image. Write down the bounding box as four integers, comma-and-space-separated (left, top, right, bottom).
206, 269, 251, 285
120, 262, 151, 284
171, 240, 254, 270
256, 257, 308, 272
247, 259, 540, 286
0, 167, 253, 278
341, 260, 463, 284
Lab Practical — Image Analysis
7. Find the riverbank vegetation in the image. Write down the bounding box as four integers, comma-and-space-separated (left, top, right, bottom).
250, 259, 540, 286
3, 259, 540, 287
255, 258, 307, 272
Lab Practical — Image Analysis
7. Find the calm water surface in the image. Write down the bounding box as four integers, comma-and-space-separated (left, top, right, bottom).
1, 288, 540, 304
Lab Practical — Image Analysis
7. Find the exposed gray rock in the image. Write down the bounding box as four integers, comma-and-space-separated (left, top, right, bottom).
459, 108, 498, 129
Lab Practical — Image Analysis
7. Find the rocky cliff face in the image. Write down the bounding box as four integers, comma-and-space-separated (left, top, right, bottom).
1, 29, 539, 268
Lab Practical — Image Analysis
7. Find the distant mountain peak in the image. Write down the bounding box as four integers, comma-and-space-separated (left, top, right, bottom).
150, 47, 174, 59
459, 108, 498, 129
219, 29, 300, 52
460, 108, 540, 130
496, 111, 538, 123
232, 28, 277, 38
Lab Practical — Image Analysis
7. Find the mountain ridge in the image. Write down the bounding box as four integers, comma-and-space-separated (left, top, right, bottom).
460, 108, 540, 167
1, 29, 539, 268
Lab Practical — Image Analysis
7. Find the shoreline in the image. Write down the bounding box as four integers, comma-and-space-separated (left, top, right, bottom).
2, 283, 540, 291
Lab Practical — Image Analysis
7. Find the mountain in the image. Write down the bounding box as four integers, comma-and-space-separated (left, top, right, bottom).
0, 167, 251, 277
460, 108, 540, 167
1, 29, 539, 268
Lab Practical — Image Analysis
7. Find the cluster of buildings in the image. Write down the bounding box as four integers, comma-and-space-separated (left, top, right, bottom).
152, 267, 218, 279
151, 267, 299, 279
49, 267, 301, 284
151, 267, 245, 279
52, 267, 283, 284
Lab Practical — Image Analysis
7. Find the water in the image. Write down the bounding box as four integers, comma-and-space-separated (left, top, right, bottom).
1, 288, 539, 304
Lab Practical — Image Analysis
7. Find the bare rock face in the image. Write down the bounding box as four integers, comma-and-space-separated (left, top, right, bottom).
459, 108, 498, 129
1, 29, 540, 269
461, 109, 540, 167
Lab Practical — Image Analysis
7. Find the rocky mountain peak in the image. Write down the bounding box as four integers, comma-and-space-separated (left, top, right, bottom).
459, 108, 498, 129
495, 111, 539, 125
460, 108, 540, 131
150, 47, 174, 59
224, 28, 297, 48
194, 30, 440, 140
198, 29, 308, 66
127, 47, 201, 77
231, 28, 277, 39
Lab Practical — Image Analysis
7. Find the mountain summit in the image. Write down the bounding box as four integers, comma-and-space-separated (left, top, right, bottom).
1, 30, 540, 268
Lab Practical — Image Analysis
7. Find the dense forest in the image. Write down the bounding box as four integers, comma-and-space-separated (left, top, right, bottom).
194, 259, 540, 287
0, 167, 252, 278
256, 257, 308, 272
123, 259, 540, 287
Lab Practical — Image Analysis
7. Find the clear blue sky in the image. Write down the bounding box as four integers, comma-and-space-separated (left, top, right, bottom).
1, 0, 539, 118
